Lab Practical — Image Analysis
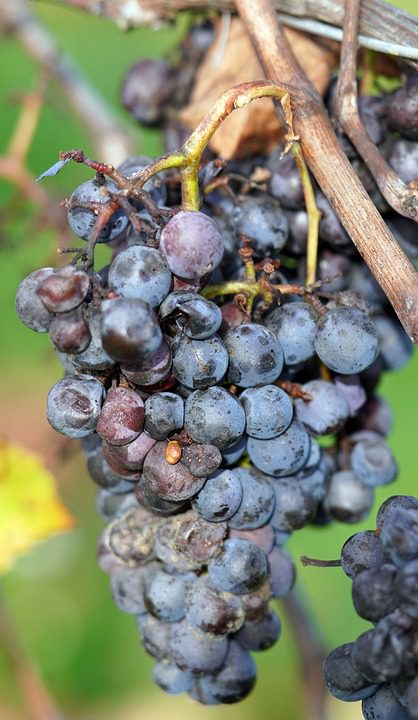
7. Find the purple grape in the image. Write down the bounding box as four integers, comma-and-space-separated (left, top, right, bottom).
160, 211, 224, 280
96, 386, 144, 446
120, 339, 172, 387
49, 307, 91, 354
16, 267, 55, 332
142, 442, 206, 502
37, 265, 90, 313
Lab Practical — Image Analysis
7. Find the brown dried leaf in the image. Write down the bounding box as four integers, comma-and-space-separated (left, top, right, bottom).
180, 17, 338, 159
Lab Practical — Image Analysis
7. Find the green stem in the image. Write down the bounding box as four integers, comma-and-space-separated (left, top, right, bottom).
291, 143, 320, 285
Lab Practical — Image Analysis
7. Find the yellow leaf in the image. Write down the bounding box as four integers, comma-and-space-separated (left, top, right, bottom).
0, 440, 75, 574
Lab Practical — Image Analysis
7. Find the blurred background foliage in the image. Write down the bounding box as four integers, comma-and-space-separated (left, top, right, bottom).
0, 1, 417, 718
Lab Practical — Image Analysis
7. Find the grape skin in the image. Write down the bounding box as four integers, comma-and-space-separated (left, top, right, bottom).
314, 307, 379, 374
160, 210, 224, 280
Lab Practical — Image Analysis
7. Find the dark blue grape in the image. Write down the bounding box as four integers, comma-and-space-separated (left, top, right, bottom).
47, 374, 104, 438
208, 538, 268, 594
350, 435, 397, 487
232, 195, 289, 258
375, 316, 413, 371
67, 179, 128, 242
240, 385, 293, 439
160, 291, 222, 338
185, 576, 245, 636
184, 387, 246, 449
235, 609, 281, 651
221, 435, 247, 465
169, 620, 228, 673
144, 392, 184, 440
72, 306, 114, 371
322, 643, 379, 702
267, 546, 295, 597
224, 324, 284, 387
314, 307, 379, 374
247, 420, 311, 477
362, 684, 410, 720
110, 566, 149, 615
387, 138, 418, 183
270, 478, 317, 531
194, 641, 256, 704
192, 469, 243, 522
137, 614, 171, 660
380, 506, 418, 567
376, 495, 418, 530
341, 530, 389, 579
101, 297, 162, 363
171, 333, 228, 389
108, 246, 172, 308
227, 467, 275, 530
152, 660, 194, 695
295, 380, 350, 435
144, 569, 189, 622
325, 471, 374, 523
268, 149, 304, 209
352, 564, 398, 622
264, 302, 317, 365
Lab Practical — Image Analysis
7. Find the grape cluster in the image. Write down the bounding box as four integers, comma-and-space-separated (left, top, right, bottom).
323, 496, 418, 720
15, 33, 416, 705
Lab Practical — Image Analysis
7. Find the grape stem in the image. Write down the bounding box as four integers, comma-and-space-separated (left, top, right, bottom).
55, 0, 418, 70
291, 144, 320, 285
235, 0, 418, 343
0, 586, 67, 720
335, 0, 418, 222
281, 590, 329, 720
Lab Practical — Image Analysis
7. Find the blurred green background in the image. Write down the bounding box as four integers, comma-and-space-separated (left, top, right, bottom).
0, 1, 417, 718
